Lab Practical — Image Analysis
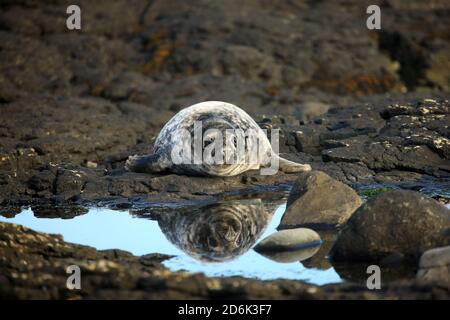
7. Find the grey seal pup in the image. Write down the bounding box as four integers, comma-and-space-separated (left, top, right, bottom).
157, 200, 274, 262
125, 101, 311, 176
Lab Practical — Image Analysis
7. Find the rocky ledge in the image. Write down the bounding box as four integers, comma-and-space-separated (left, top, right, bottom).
0, 0, 449, 209
1, 222, 450, 300
0, 0, 449, 300
1, 97, 449, 210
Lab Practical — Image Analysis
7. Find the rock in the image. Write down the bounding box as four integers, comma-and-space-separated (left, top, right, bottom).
0, 0, 449, 210
320, 99, 450, 178
292, 126, 326, 155
417, 246, 450, 283
54, 168, 87, 199
379, 99, 450, 160
139, 253, 175, 266
380, 252, 406, 267
28, 170, 56, 192
85, 161, 98, 169
279, 171, 362, 229
32, 206, 88, 219
322, 137, 450, 175
256, 244, 321, 263
254, 228, 322, 252
1, 221, 448, 299
330, 190, 450, 262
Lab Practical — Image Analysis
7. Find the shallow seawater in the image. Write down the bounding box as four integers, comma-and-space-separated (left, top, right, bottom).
0, 202, 342, 285
4, 185, 446, 286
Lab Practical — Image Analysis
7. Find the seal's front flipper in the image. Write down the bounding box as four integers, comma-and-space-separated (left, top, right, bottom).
125, 152, 169, 173
278, 156, 311, 173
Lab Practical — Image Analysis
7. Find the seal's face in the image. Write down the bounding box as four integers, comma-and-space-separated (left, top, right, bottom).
157, 200, 273, 262
170, 115, 263, 176
151, 101, 272, 176
191, 211, 244, 254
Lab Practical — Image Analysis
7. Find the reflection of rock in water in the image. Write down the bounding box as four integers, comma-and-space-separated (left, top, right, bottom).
157, 200, 274, 262
332, 262, 417, 284
0, 206, 22, 218
302, 231, 338, 270
31, 205, 88, 219
299, 231, 419, 283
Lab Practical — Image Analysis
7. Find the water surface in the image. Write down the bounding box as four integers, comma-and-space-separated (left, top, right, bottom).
0, 203, 342, 285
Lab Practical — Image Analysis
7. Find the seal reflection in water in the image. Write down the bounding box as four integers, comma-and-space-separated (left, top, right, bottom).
157, 200, 275, 262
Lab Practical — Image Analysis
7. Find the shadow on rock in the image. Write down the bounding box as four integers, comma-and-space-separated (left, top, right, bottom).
156, 199, 276, 262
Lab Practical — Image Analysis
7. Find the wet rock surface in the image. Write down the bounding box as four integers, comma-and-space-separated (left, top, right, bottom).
1, 97, 449, 208
330, 190, 450, 262
0, 0, 449, 299
279, 171, 363, 229
0, 1, 449, 208
2, 221, 450, 299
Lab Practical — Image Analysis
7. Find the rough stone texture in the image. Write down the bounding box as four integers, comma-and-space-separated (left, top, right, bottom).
320, 99, 450, 177
0, 0, 449, 207
1, 221, 450, 300
417, 246, 450, 284
330, 190, 450, 262
279, 171, 363, 229
0, 0, 449, 299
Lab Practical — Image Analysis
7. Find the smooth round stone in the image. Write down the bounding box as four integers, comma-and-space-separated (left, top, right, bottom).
254, 228, 322, 253
255, 244, 321, 263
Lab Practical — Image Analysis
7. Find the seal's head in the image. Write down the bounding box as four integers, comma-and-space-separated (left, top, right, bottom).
157, 200, 274, 262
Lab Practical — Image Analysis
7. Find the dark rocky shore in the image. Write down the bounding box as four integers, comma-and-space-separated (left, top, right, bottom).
2, 222, 450, 299
0, 0, 449, 299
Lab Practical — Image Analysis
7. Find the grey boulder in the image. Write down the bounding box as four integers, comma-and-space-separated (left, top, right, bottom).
330, 190, 450, 262
279, 171, 362, 229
